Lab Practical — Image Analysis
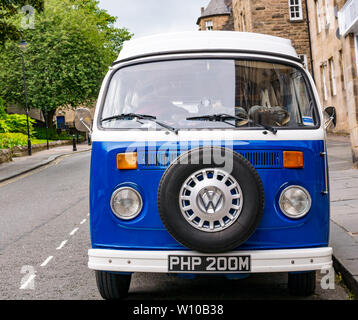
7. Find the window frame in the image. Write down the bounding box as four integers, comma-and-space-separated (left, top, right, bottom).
329, 58, 337, 96
339, 49, 346, 91
289, 0, 303, 21
205, 20, 213, 31
315, 0, 322, 33
241, 13, 246, 32
355, 34, 358, 75
321, 63, 328, 101
299, 54, 308, 70
324, 0, 330, 26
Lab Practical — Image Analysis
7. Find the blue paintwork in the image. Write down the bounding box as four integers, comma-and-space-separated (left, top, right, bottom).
89, 140, 330, 251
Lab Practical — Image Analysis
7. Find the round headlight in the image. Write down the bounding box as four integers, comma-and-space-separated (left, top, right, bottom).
279, 186, 311, 219
110, 187, 143, 220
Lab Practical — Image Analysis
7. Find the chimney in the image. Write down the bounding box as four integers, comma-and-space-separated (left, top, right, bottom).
201, 7, 205, 15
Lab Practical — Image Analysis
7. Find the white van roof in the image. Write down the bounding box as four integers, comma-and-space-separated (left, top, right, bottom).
115, 31, 299, 63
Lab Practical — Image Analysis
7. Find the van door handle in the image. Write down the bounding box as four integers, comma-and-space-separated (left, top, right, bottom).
320, 152, 329, 195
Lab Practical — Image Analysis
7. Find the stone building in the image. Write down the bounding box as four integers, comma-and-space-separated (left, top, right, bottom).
307, 0, 358, 163
197, 0, 234, 31
231, 0, 313, 74
197, 0, 358, 165
7, 105, 44, 122
54, 107, 95, 129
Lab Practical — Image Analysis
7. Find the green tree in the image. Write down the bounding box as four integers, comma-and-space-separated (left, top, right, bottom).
74, 0, 132, 53
0, 0, 132, 126
0, 1, 44, 45
0, 97, 6, 118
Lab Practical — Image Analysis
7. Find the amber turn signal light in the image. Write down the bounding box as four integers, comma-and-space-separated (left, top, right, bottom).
283, 151, 304, 169
117, 153, 138, 170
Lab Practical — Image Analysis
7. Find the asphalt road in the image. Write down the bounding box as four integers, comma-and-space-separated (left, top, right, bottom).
0, 151, 350, 300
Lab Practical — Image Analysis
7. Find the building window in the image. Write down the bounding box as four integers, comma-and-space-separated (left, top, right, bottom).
321, 63, 328, 101
339, 49, 346, 91
329, 58, 337, 96
205, 20, 213, 31
289, 0, 303, 21
324, 0, 330, 26
355, 35, 358, 74
299, 54, 308, 70
241, 14, 246, 32
315, 0, 321, 33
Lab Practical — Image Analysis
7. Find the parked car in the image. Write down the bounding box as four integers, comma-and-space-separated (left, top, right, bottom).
82, 31, 336, 299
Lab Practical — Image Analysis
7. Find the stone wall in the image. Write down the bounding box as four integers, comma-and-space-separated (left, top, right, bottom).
0, 149, 12, 164
232, 0, 312, 74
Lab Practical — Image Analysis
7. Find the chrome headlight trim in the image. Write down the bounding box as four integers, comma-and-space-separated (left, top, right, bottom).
110, 187, 143, 220
279, 185, 312, 219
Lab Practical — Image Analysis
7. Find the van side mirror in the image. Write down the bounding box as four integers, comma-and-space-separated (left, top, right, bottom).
324, 106, 336, 130
74, 108, 93, 133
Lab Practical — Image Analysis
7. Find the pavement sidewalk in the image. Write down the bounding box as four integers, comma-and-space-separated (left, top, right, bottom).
0, 143, 92, 183
327, 134, 358, 297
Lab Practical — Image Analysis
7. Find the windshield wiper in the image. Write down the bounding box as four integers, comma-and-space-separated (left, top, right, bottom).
101, 113, 178, 134
187, 113, 277, 134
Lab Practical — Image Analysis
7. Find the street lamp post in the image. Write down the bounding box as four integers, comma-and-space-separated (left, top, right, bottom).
44, 106, 49, 150
18, 39, 32, 156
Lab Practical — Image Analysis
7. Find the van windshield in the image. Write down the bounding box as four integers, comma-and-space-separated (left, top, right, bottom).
101, 59, 317, 130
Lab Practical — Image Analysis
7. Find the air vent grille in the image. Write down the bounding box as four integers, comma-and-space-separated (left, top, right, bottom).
239, 151, 282, 169
138, 150, 282, 169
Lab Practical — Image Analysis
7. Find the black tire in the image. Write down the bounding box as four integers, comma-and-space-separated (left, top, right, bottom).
288, 271, 316, 297
95, 271, 131, 300
157, 147, 265, 253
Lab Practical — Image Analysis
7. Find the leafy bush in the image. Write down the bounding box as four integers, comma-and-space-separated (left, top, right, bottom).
0, 133, 27, 149
0, 98, 36, 135
33, 127, 73, 141
0, 119, 10, 133
5, 114, 36, 135
0, 133, 47, 149
0, 98, 9, 133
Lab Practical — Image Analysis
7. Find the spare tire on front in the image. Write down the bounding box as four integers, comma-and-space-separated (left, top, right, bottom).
157, 147, 265, 253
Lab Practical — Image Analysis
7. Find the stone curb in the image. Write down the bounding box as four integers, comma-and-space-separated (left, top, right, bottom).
330, 221, 358, 298
0, 148, 91, 184
333, 256, 358, 298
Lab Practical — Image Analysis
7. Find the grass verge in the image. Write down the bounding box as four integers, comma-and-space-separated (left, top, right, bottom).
0, 133, 50, 149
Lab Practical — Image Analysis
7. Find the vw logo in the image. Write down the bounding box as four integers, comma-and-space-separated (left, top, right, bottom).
197, 187, 224, 214
179, 168, 243, 233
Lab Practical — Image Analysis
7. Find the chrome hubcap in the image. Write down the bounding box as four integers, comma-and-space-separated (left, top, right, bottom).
197, 186, 225, 214
179, 169, 244, 233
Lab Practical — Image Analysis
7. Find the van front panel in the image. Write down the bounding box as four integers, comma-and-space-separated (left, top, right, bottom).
89, 139, 329, 251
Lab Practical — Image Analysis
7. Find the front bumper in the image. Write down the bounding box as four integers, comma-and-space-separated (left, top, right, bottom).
88, 247, 332, 273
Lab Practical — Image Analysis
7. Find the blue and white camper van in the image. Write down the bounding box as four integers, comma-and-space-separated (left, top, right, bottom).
84, 32, 336, 299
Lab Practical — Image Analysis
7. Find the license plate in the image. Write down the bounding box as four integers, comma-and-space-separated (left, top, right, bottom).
168, 255, 251, 273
